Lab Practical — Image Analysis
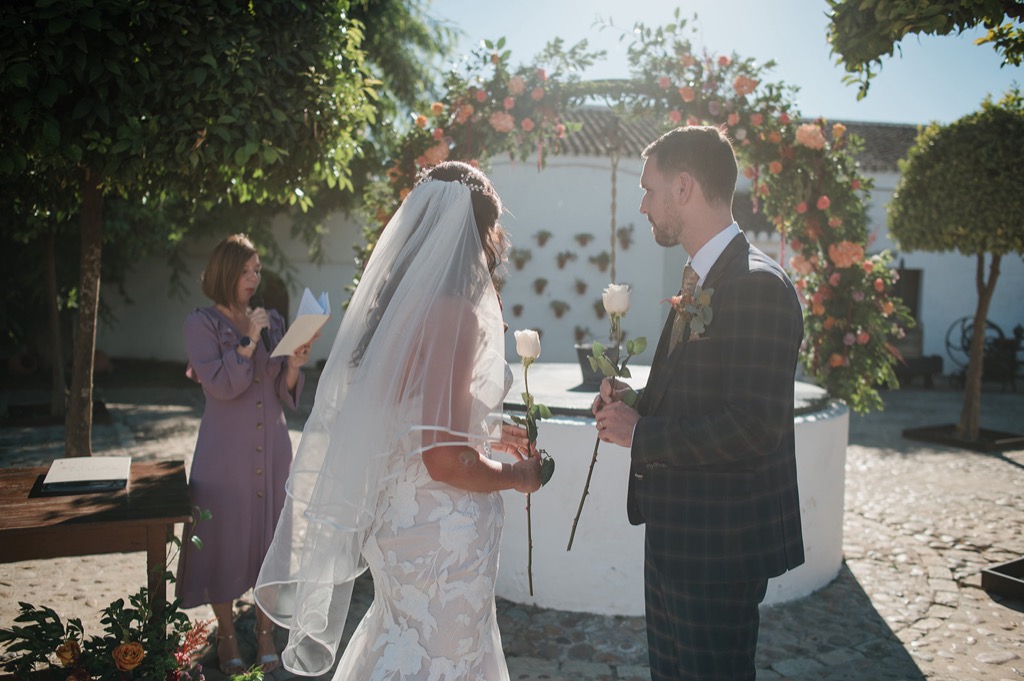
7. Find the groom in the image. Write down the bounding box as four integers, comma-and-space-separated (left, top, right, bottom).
594, 126, 805, 681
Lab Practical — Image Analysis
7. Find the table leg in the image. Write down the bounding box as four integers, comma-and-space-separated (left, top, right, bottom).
146, 523, 169, 615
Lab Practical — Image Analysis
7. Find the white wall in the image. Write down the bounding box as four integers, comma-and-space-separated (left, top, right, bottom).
96, 152, 1024, 371
96, 211, 363, 366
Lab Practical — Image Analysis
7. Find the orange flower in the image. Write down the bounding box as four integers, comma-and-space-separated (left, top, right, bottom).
828, 241, 865, 269
881, 301, 895, 316
112, 642, 145, 672
823, 317, 836, 330
874, 277, 885, 292
769, 160, 783, 175
718, 55, 731, 67
742, 165, 756, 179
732, 75, 759, 96
828, 353, 844, 367
768, 130, 782, 144
415, 114, 428, 128
861, 260, 875, 273
679, 86, 696, 102
430, 101, 444, 116
423, 141, 449, 165
832, 122, 847, 139
856, 331, 870, 345
813, 302, 826, 316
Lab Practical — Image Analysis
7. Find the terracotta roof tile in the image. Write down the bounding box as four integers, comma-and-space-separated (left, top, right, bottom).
559, 107, 920, 173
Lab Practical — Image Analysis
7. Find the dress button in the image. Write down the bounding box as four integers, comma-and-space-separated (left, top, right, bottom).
257, 422, 264, 430
256, 401, 263, 409
256, 445, 264, 452
256, 468, 264, 475
256, 491, 264, 498
254, 376, 261, 384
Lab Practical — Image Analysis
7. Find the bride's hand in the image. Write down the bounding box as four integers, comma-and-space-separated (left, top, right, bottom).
511, 454, 541, 494
490, 422, 530, 456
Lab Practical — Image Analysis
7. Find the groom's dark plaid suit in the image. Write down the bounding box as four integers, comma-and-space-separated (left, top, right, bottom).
629, 232, 805, 681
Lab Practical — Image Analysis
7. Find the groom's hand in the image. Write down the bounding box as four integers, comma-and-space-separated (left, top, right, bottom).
591, 377, 633, 415
595, 401, 638, 448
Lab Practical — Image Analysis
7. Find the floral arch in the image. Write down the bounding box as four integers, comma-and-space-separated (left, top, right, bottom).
358, 18, 911, 414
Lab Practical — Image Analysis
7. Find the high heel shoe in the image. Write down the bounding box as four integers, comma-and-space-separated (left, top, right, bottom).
256, 627, 280, 674
216, 632, 246, 676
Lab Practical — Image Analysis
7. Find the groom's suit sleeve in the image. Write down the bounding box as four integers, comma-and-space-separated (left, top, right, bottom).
631, 262, 803, 469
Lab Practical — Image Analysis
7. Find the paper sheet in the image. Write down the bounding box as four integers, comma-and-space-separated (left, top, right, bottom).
271, 288, 331, 358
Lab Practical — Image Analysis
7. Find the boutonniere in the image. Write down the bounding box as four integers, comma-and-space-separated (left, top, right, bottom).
665, 285, 715, 339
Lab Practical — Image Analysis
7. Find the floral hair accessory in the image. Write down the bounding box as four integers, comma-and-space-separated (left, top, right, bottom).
413, 170, 490, 196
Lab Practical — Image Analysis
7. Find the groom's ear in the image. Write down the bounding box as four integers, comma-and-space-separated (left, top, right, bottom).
674, 171, 693, 203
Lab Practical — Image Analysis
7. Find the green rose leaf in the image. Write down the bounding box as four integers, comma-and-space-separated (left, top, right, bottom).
540, 455, 555, 486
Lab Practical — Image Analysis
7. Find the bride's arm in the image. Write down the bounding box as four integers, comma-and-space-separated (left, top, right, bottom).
417, 296, 541, 493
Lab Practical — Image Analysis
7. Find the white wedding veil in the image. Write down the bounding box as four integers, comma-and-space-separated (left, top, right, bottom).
254, 173, 508, 675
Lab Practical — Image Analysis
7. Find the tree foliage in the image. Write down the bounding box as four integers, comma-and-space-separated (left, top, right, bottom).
827, 0, 1024, 97
0, 0, 377, 455
889, 89, 1024, 439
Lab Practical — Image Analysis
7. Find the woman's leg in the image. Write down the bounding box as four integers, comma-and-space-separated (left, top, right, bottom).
255, 605, 280, 673
212, 601, 246, 675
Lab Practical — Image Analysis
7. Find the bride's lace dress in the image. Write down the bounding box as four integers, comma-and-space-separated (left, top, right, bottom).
332, 435, 509, 681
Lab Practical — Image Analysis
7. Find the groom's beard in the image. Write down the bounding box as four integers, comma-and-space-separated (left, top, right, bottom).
650, 216, 683, 248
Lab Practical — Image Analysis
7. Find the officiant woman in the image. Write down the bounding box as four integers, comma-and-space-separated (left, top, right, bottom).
175, 233, 317, 676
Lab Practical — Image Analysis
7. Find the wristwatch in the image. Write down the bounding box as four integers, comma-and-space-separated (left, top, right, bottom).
239, 336, 253, 349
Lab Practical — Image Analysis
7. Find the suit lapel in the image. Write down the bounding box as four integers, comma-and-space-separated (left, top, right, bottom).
644, 233, 750, 415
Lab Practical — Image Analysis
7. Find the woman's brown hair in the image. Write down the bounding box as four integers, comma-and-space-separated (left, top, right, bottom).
424, 161, 508, 276
201, 234, 258, 308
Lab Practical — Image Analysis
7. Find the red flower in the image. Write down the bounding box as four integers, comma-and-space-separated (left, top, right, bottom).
816, 195, 831, 211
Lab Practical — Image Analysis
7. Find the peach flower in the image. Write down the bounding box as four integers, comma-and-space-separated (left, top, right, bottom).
531, 86, 545, 101
795, 123, 826, 150
882, 301, 895, 316
732, 75, 759, 96
475, 89, 487, 103
488, 111, 515, 133
112, 642, 145, 672
832, 122, 847, 139
658, 76, 672, 89
431, 127, 444, 140
742, 165, 756, 179
874, 277, 885, 292
414, 114, 428, 129
507, 75, 527, 96
768, 130, 782, 144
750, 113, 763, 126
828, 241, 865, 269
679, 86, 696, 102
520, 117, 535, 132
681, 54, 697, 68
769, 160, 783, 175
430, 101, 444, 116
503, 96, 515, 110
718, 55, 731, 67
728, 112, 740, 126
536, 68, 547, 81
828, 217, 843, 228
455, 103, 475, 124
828, 353, 845, 367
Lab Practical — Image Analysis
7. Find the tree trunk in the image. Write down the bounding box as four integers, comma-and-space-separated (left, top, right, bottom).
956, 252, 1001, 441
65, 169, 103, 458
46, 231, 67, 418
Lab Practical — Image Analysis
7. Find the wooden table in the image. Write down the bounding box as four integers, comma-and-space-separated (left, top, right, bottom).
0, 460, 192, 608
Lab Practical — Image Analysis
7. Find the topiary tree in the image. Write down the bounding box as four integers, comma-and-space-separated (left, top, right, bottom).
889, 88, 1024, 441
827, 0, 1024, 98
0, 0, 375, 456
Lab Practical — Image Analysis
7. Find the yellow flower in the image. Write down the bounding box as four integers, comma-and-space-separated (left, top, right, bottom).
112, 641, 145, 671
55, 639, 81, 667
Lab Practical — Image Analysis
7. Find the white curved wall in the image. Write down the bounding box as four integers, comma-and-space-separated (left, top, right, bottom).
495, 379, 849, 615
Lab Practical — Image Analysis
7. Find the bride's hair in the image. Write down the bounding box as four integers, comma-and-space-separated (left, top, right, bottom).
422, 161, 509, 276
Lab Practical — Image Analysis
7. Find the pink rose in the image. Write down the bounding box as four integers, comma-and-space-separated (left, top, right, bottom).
681, 54, 697, 68
843, 333, 856, 347
874, 277, 885, 292
828, 217, 843, 228
679, 86, 696, 103
520, 117, 535, 132
817, 195, 831, 211
828, 241, 865, 268
423, 141, 449, 165
658, 76, 672, 89
779, 112, 791, 125
795, 201, 808, 214
668, 109, 682, 123
750, 113, 763, 126
718, 55, 731, 67
857, 331, 870, 345
829, 272, 841, 286
536, 68, 547, 81
769, 161, 783, 175
795, 123, 826, 150
455, 103, 474, 124
503, 96, 515, 110
728, 113, 740, 126
531, 86, 545, 101
431, 127, 444, 140
475, 90, 487, 103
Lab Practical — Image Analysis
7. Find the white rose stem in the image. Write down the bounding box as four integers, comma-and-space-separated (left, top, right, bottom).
524, 361, 536, 597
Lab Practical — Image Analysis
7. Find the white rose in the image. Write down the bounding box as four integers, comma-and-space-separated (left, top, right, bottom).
514, 329, 541, 360
602, 283, 631, 316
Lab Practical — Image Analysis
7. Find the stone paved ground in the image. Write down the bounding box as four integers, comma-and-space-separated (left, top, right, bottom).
1, 363, 1021, 680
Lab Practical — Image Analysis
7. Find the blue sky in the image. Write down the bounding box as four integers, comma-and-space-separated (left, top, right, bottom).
428, 0, 1022, 125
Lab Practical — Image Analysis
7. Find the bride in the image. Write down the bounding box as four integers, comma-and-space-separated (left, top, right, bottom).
256, 161, 541, 679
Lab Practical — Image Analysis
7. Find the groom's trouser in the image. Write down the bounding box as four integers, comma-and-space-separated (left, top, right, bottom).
644, 553, 768, 681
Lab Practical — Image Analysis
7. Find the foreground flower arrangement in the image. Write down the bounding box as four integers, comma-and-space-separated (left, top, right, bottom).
0, 587, 212, 680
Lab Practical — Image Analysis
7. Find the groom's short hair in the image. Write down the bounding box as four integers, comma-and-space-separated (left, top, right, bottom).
642, 126, 738, 207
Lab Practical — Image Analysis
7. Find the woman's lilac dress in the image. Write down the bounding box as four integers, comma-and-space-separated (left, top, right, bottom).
176, 306, 305, 608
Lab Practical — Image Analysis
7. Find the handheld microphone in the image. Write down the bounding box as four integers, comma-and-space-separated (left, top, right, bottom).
251, 295, 273, 351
